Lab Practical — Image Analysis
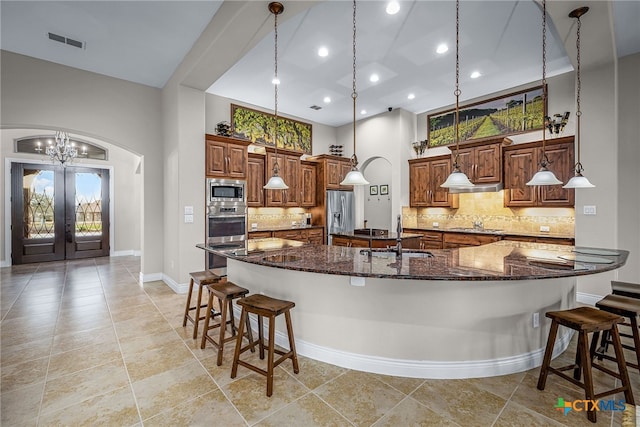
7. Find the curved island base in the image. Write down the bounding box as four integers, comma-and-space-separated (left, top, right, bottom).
227, 259, 576, 379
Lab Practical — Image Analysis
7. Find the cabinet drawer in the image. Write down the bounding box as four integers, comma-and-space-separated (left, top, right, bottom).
307, 228, 323, 237
248, 231, 272, 239
272, 230, 303, 240
443, 233, 501, 247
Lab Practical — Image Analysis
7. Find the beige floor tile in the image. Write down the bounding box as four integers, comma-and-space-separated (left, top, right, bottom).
53, 314, 112, 336
124, 341, 195, 383
61, 286, 104, 299
372, 373, 426, 395
40, 359, 130, 414
222, 369, 309, 425
256, 392, 351, 427
411, 378, 507, 426
493, 400, 565, 427
39, 385, 140, 426
0, 380, 44, 426
59, 294, 107, 310
466, 371, 527, 400
371, 396, 461, 427
109, 302, 158, 323
118, 328, 184, 357
47, 340, 122, 380
51, 325, 117, 355
143, 389, 246, 426
199, 347, 264, 387
131, 359, 217, 420
279, 355, 348, 391
113, 313, 173, 340
1, 336, 52, 366
314, 370, 405, 427
105, 293, 153, 311
2, 300, 60, 320
1, 356, 49, 393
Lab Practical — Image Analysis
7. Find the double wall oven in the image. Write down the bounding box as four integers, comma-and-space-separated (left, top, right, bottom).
206, 178, 246, 275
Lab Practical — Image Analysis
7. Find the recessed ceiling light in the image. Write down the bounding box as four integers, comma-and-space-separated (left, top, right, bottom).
318, 46, 329, 57
386, 1, 400, 15
370, 74, 379, 82
360, 110, 367, 115
470, 71, 481, 79
436, 44, 448, 54
323, 96, 331, 103
272, 77, 280, 85
407, 93, 415, 100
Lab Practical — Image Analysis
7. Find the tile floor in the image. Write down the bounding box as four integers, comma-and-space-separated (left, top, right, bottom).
1, 256, 637, 426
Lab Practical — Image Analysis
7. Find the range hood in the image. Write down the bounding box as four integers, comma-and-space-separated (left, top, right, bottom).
448, 182, 504, 194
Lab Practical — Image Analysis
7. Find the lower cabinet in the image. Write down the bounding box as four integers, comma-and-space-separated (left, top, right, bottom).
502, 235, 575, 246
248, 231, 272, 240
404, 229, 443, 249
442, 233, 502, 248
251, 228, 324, 244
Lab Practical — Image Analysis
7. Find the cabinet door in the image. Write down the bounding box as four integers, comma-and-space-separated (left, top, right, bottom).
429, 158, 452, 206
265, 153, 285, 206
247, 154, 265, 207
283, 155, 300, 207
326, 160, 341, 189
409, 162, 430, 207
474, 143, 501, 183
339, 162, 353, 190
205, 140, 227, 177
300, 162, 316, 207
455, 149, 474, 181
538, 144, 574, 207
226, 144, 247, 179
503, 147, 537, 207
273, 229, 303, 241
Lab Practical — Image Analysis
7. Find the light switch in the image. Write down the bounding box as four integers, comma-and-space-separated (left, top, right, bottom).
184, 206, 194, 215
184, 214, 194, 223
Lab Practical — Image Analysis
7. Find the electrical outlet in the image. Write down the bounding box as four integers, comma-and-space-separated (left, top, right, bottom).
532, 312, 540, 328
584, 205, 597, 215
432, 222, 439, 228
540, 225, 550, 232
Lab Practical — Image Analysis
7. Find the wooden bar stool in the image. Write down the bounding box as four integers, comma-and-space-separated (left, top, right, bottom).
231, 294, 299, 397
537, 306, 635, 423
611, 281, 640, 299
182, 270, 223, 339
200, 281, 254, 366
595, 294, 640, 374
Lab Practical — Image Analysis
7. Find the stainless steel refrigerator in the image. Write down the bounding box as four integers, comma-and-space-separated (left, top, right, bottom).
326, 190, 355, 245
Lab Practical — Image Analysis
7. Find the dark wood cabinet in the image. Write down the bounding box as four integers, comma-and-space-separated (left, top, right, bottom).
503, 137, 574, 207
247, 153, 265, 207
300, 161, 317, 207
205, 134, 248, 179
404, 228, 444, 249
502, 235, 575, 246
457, 142, 502, 184
265, 152, 300, 207
248, 230, 272, 239
409, 155, 458, 208
271, 227, 324, 244
443, 232, 501, 248
324, 157, 353, 190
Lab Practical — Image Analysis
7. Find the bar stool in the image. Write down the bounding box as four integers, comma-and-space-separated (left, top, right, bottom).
231, 294, 299, 397
200, 281, 254, 366
595, 294, 640, 374
611, 281, 640, 299
537, 306, 635, 423
182, 270, 223, 339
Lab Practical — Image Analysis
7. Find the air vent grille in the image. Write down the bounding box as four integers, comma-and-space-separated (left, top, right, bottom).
309, 105, 322, 110
48, 32, 85, 49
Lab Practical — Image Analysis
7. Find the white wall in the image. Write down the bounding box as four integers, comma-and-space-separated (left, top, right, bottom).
0, 51, 161, 273
362, 157, 392, 230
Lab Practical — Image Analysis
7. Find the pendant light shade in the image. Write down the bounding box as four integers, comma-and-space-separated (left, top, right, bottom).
440, 0, 474, 189
340, 0, 369, 187
264, 2, 288, 190
563, 6, 595, 189
526, 0, 562, 187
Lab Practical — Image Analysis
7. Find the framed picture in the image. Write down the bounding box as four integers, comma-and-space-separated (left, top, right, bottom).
380, 185, 389, 195
427, 85, 545, 148
231, 104, 312, 154
369, 185, 378, 196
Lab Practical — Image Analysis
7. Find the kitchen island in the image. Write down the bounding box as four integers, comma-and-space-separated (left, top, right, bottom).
200, 240, 628, 379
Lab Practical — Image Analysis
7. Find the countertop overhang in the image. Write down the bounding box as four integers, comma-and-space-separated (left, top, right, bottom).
199, 239, 627, 281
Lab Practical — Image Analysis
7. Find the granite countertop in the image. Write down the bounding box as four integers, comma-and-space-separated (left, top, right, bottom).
196, 238, 306, 255
249, 225, 324, 233
331, 232, 423, 240
405, 226, 574, 239
206, 239, 627, 281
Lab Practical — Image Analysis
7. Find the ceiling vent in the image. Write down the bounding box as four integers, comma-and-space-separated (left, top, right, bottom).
309, 105, 322, 110
48, 32, 85, 49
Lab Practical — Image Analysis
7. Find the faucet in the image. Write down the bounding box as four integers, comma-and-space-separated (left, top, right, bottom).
388, 214, 402, 257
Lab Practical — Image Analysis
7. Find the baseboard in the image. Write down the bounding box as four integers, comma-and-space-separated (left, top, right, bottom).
161, 274, 189, 294
139, 272, 162, 283
577, 291, 603, 306
0, 259, 10, 268
111, 250, 135, 257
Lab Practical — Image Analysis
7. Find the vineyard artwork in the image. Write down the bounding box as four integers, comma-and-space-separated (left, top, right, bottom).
427, 86, 545, 148
231, 104, 312, 154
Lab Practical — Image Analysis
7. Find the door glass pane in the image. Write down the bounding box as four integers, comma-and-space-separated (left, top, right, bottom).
75, 172, 103, 237
23, 169, 55, 239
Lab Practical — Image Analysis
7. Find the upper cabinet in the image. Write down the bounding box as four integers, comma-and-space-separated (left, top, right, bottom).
456, 142, 502, 184
247, 153, 265, 207
309, 155, 353, 191
205, 134, 249, 179
265, 151, 300, 207
503, 136, 575, 207
300, 161, 317, 207
409, 155, 458, 208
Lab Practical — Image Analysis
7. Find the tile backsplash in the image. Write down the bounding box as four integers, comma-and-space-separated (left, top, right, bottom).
248, 207, 310, 229
402, 191, 574, 236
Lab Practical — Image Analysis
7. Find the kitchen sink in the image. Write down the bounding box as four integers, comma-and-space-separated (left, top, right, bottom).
262, 254, 301, 263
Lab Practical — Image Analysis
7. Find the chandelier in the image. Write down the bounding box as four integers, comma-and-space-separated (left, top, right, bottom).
46, 131, 78, 166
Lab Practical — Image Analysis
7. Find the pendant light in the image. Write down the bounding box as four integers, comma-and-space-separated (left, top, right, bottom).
440, 0, 474, 189
264, 2, 289, 190
526, 0, 562, 186
563, 7, 595, 189
340, 0, 369, 186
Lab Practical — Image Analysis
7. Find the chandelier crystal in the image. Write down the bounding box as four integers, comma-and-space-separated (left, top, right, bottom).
46, 131, 77, 166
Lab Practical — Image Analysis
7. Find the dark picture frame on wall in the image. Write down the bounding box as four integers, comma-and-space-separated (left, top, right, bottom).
369, 185, 378, 196
427, 85, 545, 148
230, 104, 312, 154
379, 185, 389, 195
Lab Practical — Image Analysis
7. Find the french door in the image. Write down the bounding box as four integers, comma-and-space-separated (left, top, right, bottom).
11, 163, 110, 264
